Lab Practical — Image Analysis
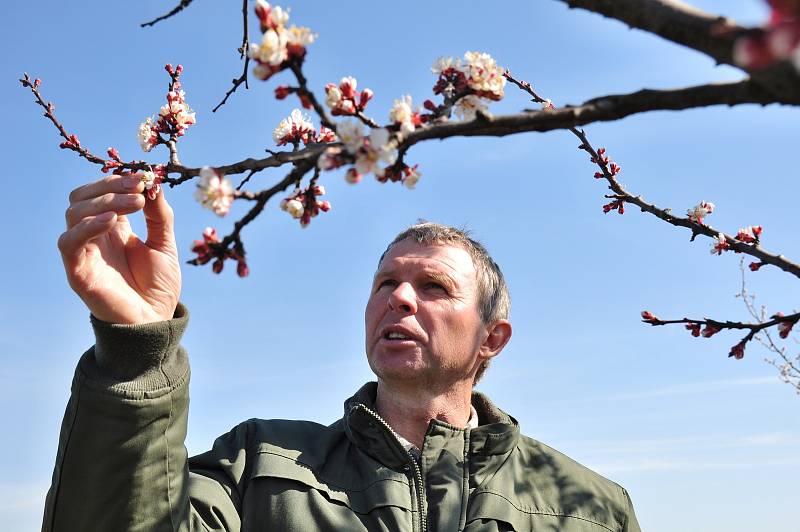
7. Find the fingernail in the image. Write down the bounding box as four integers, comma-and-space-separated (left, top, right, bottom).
96, 212, 115, 223
122, 175, 140, 189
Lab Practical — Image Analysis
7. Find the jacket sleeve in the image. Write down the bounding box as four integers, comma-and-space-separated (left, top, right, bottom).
622, 487, 642, 532
42, 304, 241, 532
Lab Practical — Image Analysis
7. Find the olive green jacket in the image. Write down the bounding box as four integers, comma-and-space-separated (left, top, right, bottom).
43, 305, 640, 532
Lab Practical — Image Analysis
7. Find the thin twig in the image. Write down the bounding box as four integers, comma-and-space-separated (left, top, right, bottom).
141, 0, 194, 28
213, 0, 251, 112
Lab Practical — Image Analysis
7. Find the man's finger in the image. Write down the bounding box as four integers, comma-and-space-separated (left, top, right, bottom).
69, 174, 144, 204
143, 187, 176, 250
65, 192, 145, 229
57, 212, 117, 264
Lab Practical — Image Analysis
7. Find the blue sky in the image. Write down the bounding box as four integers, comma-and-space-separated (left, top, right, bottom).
3, 0, 800, 530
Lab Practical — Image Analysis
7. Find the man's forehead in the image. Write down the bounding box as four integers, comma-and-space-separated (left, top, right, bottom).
377, 240, 476, 277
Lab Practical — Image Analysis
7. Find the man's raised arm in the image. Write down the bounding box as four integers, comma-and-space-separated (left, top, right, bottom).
43, 175, 240, 531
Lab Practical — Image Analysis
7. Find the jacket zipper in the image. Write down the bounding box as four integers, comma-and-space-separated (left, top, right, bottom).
351, 404, 427, 532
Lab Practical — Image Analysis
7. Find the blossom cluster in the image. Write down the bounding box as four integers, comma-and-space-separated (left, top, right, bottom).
773, 312, 796, 339
325, 77, 373, 116
686, 201, 715, 224
710, 233, 730, 255
733, 0, 800, 70
736, 225, 763, 244
709, 226, 764, 255
336, 122, 398, 177
137, 65, 196, 153
195, 167, 234, 216
602, 198, 625, 214
432, 52, 506, 120
272, 109, 336, 147
388, 95, 425, 135
140, 166, 166, 200
592, 148, 621, 179
280, 184, 330, 227
190, 227, 249, 277
248, 1, 315, 81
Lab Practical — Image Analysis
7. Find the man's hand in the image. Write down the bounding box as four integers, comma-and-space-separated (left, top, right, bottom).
58, 173, 182, 325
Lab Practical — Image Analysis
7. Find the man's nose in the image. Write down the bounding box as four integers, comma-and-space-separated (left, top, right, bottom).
388, 282, 418, 315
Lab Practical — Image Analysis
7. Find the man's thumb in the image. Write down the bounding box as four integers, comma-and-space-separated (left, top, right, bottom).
143, 187, 176, 249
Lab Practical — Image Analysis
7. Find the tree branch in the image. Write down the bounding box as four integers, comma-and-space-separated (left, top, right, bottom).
557, 0, 800, 104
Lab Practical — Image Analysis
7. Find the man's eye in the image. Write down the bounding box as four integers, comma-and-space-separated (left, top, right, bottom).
377, 279, 397, 290
425, 282, 446, 292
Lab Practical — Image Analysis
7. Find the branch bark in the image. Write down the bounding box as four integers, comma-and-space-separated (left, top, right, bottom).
557, 0, 800, 104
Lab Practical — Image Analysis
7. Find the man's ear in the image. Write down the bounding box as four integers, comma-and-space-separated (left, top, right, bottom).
479, 320, 512, 361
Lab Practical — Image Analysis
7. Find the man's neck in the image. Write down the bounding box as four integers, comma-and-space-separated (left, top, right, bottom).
374, 379, 474, 450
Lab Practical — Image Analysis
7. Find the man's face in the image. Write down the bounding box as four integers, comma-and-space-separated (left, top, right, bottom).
365, 240, 488, 387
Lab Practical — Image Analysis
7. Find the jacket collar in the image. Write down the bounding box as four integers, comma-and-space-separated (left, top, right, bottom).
343, 382, 520, 470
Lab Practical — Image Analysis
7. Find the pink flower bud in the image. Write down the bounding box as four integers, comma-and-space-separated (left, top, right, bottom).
423, 99, 437, 111
212, 259, 224, 274
345, 168, 362, 184
318, 200, 331, 212
340, 77, 357, 99
729, 342, 746, 360
359, 89, 374, 109
701, 324, 721, 338
641, 311, 658, 322
749, 261, 764, 271
237, 260, 250, 277
594, 172, 603, 179
686, 323, 701, 337
274, 85, 291, 99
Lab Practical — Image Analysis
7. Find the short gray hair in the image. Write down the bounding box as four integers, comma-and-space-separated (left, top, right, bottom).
378, 222, 511, 383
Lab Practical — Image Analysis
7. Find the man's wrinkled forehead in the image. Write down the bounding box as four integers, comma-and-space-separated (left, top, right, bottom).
374, 239, 476, 279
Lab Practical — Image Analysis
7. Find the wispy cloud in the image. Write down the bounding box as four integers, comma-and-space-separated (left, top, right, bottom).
583, 376, 778, 403
569, 432, 800, 456
593, 455, 800, 474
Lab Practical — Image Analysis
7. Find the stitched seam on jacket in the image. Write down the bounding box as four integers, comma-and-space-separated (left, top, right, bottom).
254, 449, 410, 493
166, 389, 176, 531
473, 489, 617, 532
459, 429, 469, 531
44, 371, 85, 532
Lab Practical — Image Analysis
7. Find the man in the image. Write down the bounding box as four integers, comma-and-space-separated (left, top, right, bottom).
44, 174, 641, 531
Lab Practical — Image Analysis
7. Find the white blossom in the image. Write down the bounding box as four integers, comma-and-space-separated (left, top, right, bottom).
431, 56, 459, 74
281, 198, 304, 218
141, 170, 157, 190
336, 120, 364, 152
195, 167, 234, 217
273, 109, 315, 145
250, 29, 288, 66
687, 201, 715, 224
389, 95, 416, 135
270, 4, 290, 27
325, 85, 342, 107
403, 166, 422, 189
286, 25, 316, 47
463, 51, 505, 98
138, 117, 157, 152
454, 94, 489, 121
355, 128, 397, 175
